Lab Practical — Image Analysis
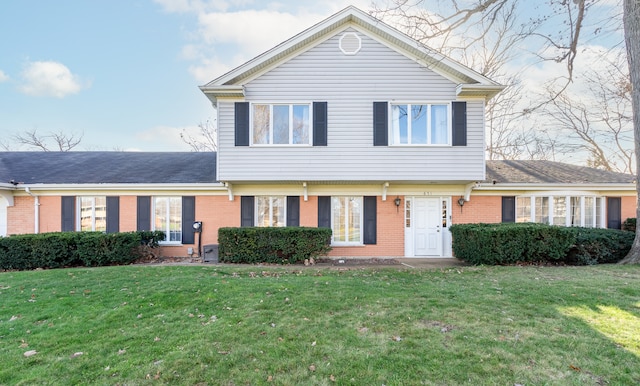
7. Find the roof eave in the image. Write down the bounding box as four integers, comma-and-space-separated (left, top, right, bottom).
456, 84, 506, 100
199, 85, 245, 104
475, 182, 636, 191
11, 183, 227, 192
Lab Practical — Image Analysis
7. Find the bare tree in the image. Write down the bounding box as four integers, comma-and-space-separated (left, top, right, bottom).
544, 55, 634, 173
180, 119, 217, 152
619, 0, 640, 264
12, 129, 83, 151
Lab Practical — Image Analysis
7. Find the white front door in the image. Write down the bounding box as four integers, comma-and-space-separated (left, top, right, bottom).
414, 197, 442, 256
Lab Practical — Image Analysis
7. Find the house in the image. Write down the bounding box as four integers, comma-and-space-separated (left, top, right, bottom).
0, 7, 636, 258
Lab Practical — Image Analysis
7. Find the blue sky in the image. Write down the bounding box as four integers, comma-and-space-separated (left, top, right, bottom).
0, 0, 623, 152
0, 0, 369, 151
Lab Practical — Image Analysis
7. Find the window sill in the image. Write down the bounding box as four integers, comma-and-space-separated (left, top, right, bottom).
158, 242, 182, 246
331, 243, 365, 247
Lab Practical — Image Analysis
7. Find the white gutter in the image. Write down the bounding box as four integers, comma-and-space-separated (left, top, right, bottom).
25, 187, 40, 234
13, 183, 227, 192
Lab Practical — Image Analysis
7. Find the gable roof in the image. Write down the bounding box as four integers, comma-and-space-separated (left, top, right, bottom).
485, 160, 635, 185
0, 152, 218, 185
199, 6, 504, 103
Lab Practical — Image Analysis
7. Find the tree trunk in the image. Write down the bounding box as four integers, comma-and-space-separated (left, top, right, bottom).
620, 0, 640, 264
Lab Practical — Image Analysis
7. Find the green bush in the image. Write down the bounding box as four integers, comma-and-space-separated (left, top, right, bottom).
450, 223, 633, 265
0, 231, 165, 271
569, 228, 635, 265
622, 218, 636, 232
218, 227, 332, 264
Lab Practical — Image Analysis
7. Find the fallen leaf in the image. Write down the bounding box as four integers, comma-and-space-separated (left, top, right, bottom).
267, 375, 273, 382
118, 349, 126, 355
311, 341, 316, 346
309, 364, 316, 372
391, 336, 402, 342
218, 351, 230, 355
154, 336, 161, 342
569, 364, 581, 372
9, 315, 20, 321
70, 352, 84, 358
330, 374, 336, 382
24, 350, 37, 357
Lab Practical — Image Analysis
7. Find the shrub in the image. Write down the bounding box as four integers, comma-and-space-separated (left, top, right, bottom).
0, 231, 165, 271
450, 223, 575, 265
218, 227, 332, 264
568, 228, 635, 265
450, 223, 633, 265
622, 218, 636, 233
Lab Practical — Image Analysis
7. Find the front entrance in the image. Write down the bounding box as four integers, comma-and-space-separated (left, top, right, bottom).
405, 197, 450, 257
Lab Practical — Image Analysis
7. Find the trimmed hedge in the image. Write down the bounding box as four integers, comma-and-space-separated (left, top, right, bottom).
0, 231, 165, 271
450, 223, 634, 265
218, 227, 332, 264
622, 218, 636, 233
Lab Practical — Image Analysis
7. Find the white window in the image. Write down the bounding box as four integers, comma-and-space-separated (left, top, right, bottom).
252, 103, 311, 145
391, 103, 450, 145
256, 196, 285, 227
515, 195, 603, 228
332, 196, 362, 245
154, 197, 182, 243
516, 197, 532, 222
78, 196, 106, 232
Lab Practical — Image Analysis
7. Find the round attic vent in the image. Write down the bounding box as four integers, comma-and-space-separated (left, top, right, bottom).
339, 32, 361, 55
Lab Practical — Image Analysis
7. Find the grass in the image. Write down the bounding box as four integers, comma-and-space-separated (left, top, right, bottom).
1, 264, 640, 385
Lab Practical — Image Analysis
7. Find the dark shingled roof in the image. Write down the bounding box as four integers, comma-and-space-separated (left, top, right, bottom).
485, 160, 635, 184
0, 152, 218, 184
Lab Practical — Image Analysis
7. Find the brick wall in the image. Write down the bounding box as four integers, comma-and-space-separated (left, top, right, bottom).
621, 196, 637, 223
7, 196, 34, 235
452, 196, 502, 224
119, 196, 137, 232
39, 196, 62, 233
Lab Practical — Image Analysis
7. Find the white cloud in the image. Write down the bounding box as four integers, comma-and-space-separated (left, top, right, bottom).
0, 70, 8, 82
19, 61, 87, 98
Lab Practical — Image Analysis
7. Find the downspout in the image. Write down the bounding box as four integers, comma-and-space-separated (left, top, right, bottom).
463, 182, 479, 202
25, 187, 40, 234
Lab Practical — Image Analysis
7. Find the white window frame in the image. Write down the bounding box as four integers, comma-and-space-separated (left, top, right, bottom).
255, 196, 286, 227
515, 194, 605, 228
389, 102, 451, 146
250, 102, 313, 146
153, 196, 182, 244
331, 196, 363, 246
77, 196, 106, 232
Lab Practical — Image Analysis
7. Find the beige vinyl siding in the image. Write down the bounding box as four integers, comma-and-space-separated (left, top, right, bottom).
217, 28, 485, 182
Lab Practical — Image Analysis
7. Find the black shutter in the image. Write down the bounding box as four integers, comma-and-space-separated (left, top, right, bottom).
363, 196, 377, 244
235, 102, 250, 146
106, 196, 120, 233
502, 196, 516, 223
373, 102, 388, 146
241, 196, 255, 227
452, 101, 467, 146
61, 196, 75, 232
313, 101, 328, 146
137, 196, 151, 231
318, 196, 331, 228
182, 196, 196, 244
607, 197, 622, 229
287, 196, 300, 227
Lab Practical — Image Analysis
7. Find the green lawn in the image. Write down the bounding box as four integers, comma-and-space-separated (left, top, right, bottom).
1, 264, 639, 385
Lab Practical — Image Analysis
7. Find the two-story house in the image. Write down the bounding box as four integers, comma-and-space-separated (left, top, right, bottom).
0, 6, 636, 259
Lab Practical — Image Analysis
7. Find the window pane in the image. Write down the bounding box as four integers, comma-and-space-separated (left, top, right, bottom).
273, 105, 289, 144
348, 197, 361, 242
392, 104, 408, 144
257, 196, 270, 227
596, 197, 602, 228
411, 105, 427, 144
80, 197, 93, 231
332, 197, 346, 242
535, 197, 549, 224
405, 198, 411, 228
155, 197, 168, 238
272, 197, 285, 227
516, 197, 531, 223
570, 197, 581, 226
94, 196, 106, 232
431, 105, 448, 144
253, 104, 270, 144
553, 196, 567, 226
584, 197, 595, 227
169, 197, 182, 242
292, 105, 309, 144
